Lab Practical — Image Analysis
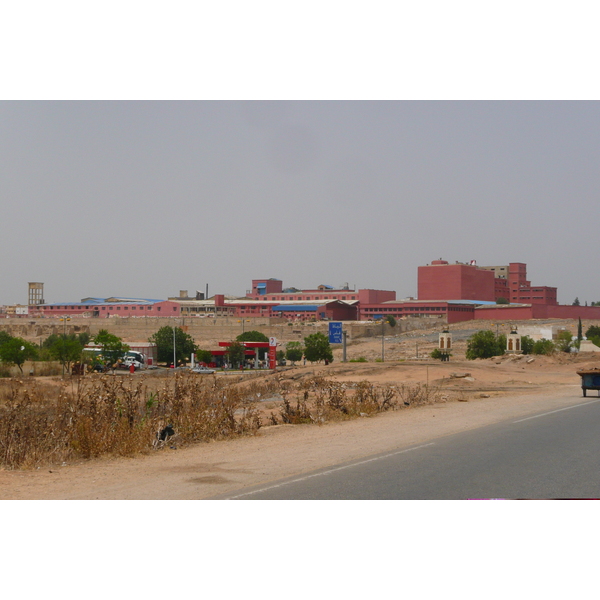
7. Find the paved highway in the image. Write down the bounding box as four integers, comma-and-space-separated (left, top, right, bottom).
220, 398, 600, 499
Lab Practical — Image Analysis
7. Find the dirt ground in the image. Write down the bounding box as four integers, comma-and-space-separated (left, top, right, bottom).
2, 323, 598, 500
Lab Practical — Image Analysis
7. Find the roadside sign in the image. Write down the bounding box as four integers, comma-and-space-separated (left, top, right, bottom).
329, 322, 343, 344
269, 337, 277, 347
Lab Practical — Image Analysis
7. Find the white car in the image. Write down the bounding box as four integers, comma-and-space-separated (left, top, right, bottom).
191, 366, 216, 374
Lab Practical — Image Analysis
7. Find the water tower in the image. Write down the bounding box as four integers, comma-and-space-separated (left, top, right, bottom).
28, 282, 44, 306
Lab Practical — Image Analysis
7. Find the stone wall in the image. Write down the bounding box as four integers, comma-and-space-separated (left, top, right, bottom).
0, 315, 445, 346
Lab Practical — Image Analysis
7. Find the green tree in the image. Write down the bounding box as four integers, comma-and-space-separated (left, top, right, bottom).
94, 329, 130, 369
496, 297, 509, 305
227, 341, 245, 368
0, 330, 12, 347
303, 332, 333, 364
0, 337, 38, 374
585, 325, 600, 339
237, 330, 269, 360
285, 341, 304, 365
465, 330, 505, 360
149, 326, 196, 366
49, 337, 84, 373
276, 350, 286, 365
78, 332, 91, 347
42, 333, 61, 349
384, 315, 397, 327
520, 335, 535, 355
573, 297, 581, 306
556, 330, 574, 353
578, 318, 583, 341
195, 349, 213, 364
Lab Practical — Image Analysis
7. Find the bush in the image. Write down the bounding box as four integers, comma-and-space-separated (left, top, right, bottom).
465, 330, 505, 360
430, 348, 452, 360
586, 326, 600, 339
349, 357, 368, 362
588, 335, 600, 348
521, 335, 535, 355
532, 339, 555, 355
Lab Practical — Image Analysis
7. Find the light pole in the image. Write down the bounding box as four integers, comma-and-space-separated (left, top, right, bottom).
59, 316, 70, 376
381, 317, 385, 362
173, 324, 176, 368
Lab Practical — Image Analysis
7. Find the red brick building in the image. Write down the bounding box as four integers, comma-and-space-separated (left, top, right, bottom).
358, 299, 477, 324
35, 297, 181, 318
418, 260, 496, 302
418, 260, 557, 305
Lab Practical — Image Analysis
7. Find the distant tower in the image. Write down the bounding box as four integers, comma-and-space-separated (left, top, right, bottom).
28, 282, 44, 306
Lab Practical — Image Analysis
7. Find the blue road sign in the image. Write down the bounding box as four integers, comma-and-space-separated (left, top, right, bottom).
329, 322, 343, 344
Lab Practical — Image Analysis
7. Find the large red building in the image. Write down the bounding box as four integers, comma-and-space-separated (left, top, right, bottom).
418, 260, 558, 305
418, 260, 496, 302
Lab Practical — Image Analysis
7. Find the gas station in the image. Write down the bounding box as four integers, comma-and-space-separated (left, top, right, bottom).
199, 338, 278, 370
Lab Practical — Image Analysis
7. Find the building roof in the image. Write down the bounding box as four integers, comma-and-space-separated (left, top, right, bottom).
49, 297, 168, 306
103, 297, 166, 304
272, 305, 319, 312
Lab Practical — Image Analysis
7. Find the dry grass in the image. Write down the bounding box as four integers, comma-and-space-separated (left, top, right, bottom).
0, 371, 446, 470
272, 375, 444, 425
0, 373, 264, 469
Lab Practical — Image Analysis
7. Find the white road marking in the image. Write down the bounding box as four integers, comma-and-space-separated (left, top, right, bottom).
513, 399, 600, 423
226, 442, 435, 499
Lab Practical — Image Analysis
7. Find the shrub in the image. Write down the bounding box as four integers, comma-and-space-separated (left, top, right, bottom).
520, 335, 535, 355
349, 357, 368, 362
466, 330, 505, 360
532, 339, 555, 355
586, 326, 600, 339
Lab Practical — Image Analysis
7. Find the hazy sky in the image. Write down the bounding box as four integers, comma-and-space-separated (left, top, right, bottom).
1, 100, 599, 306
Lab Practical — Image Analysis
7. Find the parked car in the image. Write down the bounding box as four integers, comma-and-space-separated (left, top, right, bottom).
191, 366, 216, 374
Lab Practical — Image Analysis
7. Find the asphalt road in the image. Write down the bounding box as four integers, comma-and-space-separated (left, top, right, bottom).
219, 398, 600, 499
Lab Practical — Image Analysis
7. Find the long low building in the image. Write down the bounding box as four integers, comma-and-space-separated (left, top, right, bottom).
34, 297, 182, 318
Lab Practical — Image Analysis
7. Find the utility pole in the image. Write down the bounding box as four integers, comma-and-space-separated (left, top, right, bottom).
173, 324, 176, 368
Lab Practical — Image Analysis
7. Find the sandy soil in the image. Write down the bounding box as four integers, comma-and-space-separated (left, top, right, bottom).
1, 341, 597, 500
